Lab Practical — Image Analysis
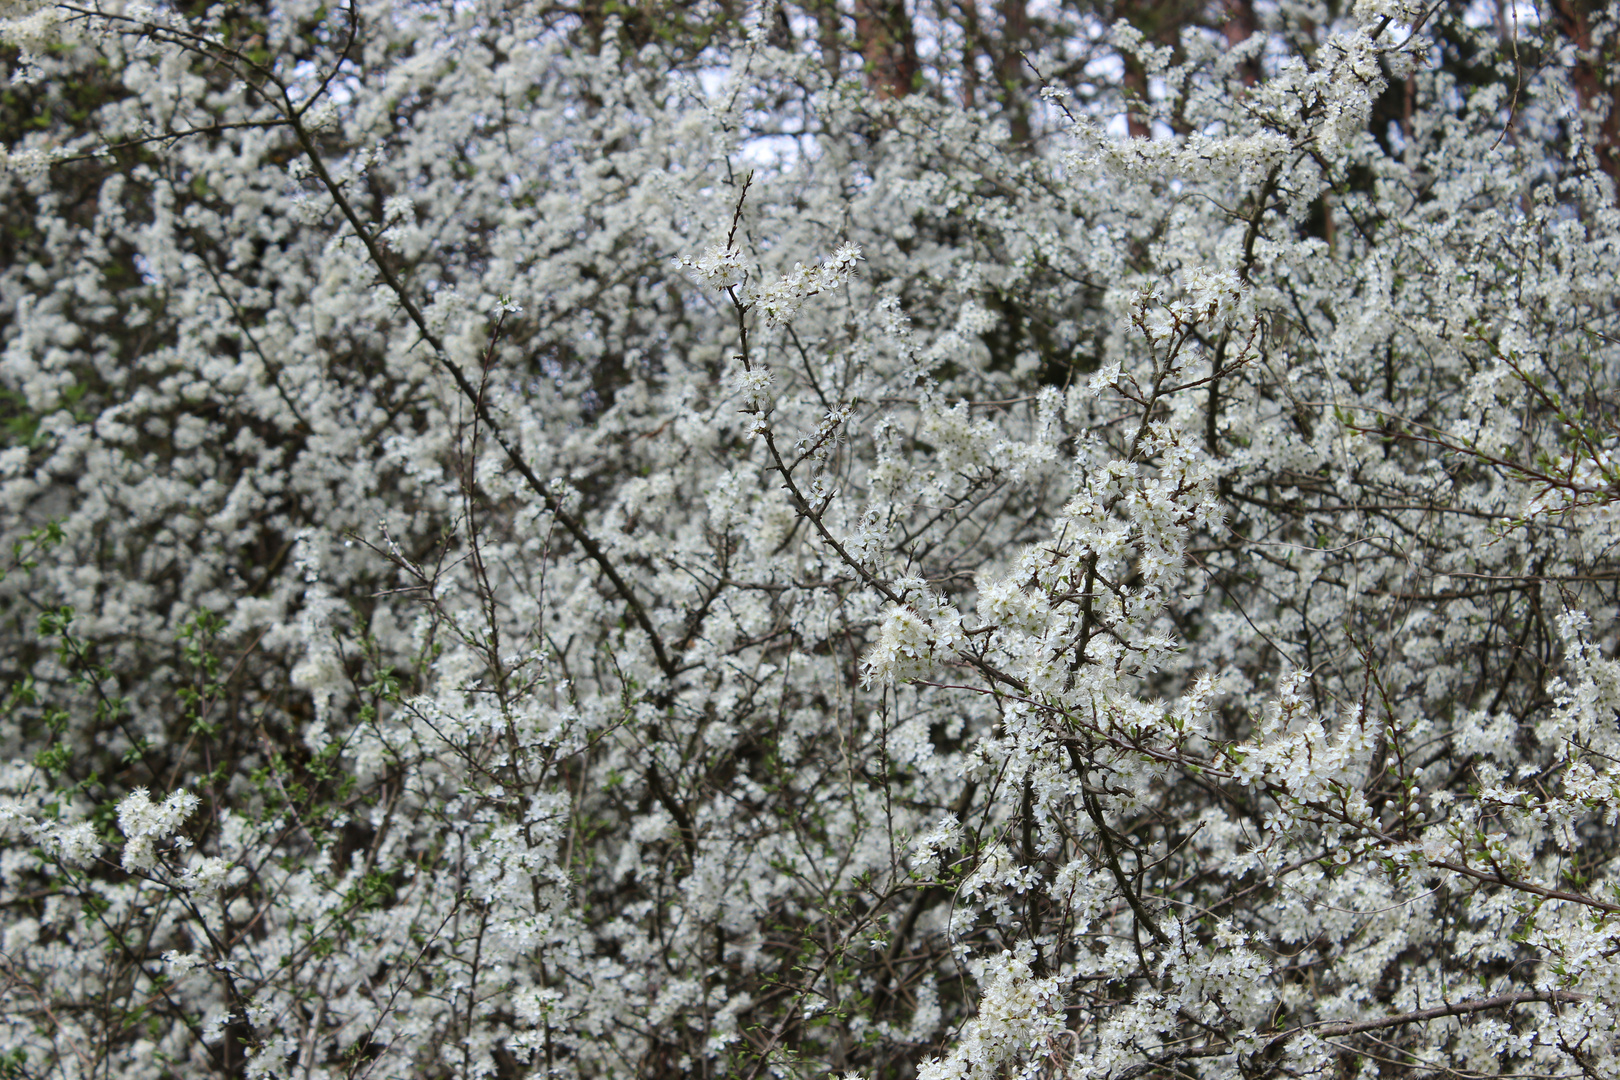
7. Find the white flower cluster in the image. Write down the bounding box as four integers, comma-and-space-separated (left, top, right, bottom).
675, 242, 746, 290
0, 793, 102, 868
733, 363, 774, 412
1228, 689, 1378, 808
160, 950, 207, 975
750, 243, 862, 325
863, 577, 965, 687
1133, 267, 1252, 346
1314, 31, 1386, 152
1351, 0, 1430, 21
118, 787, 200, 873
910, 814, 965, 873
178, 855, 238, 898
0, 0, 65, 51
2, 145, 58, 177
40, 818, 102, 867
915, 948, 1067, 1080
302, 101, 341, 133
975, 577, 1050, 638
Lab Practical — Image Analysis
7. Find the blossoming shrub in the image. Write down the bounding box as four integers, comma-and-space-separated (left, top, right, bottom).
1, 0, 1619, 1078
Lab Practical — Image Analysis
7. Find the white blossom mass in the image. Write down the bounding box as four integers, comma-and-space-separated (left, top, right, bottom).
1, 0, 1619, 1077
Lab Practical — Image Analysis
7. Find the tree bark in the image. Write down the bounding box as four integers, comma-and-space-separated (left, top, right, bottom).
856, 0, 919, 99
1550, 0, 1620, 201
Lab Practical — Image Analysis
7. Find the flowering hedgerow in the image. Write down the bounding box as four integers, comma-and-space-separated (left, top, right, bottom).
1, 0, 1619, 1078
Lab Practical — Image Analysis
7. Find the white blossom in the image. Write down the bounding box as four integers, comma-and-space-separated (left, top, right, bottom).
2, 3, 1618, 1078
676, 242, 745, 290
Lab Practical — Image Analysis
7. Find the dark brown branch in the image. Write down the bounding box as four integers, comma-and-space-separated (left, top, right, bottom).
1310, 989, 1588, 1038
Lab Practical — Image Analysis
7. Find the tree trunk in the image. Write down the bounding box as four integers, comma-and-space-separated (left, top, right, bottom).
856, 0, 919, 99
1550, 0, 1620, 201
